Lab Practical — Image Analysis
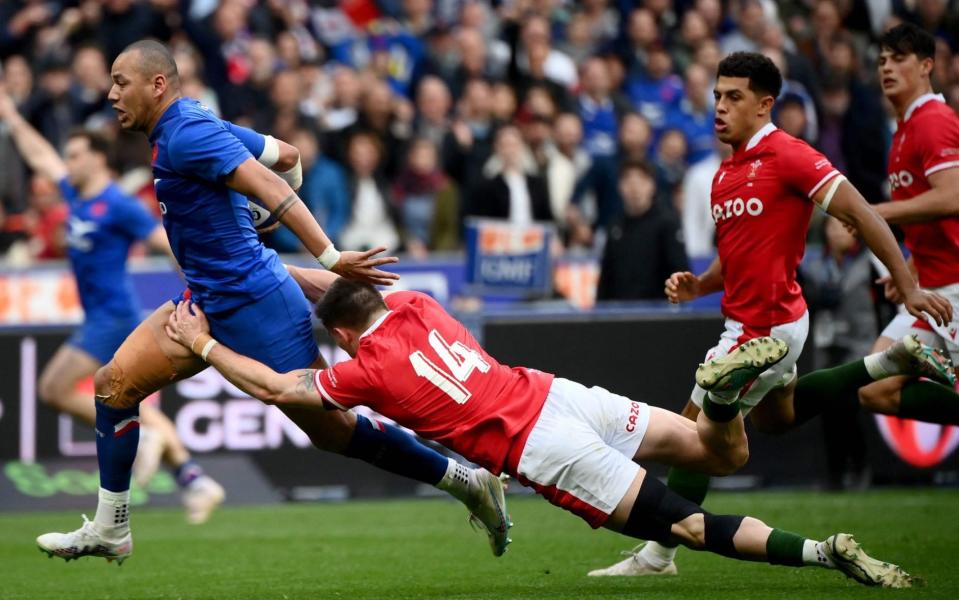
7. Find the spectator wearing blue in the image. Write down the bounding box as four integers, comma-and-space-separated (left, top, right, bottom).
620, 8, 659, 79
264, 130, 350, 253
664, 63, 715, 165
625, 45, 684, 132
329, 19, 426, 99
577, 57, 627, 159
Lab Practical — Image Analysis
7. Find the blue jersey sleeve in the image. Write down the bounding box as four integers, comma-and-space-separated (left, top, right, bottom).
222, 121, 266, 160
167, 118, 252, 182
112, 195, 158, 241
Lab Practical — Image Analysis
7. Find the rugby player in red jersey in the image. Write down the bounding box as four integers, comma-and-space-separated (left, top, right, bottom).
165, 277, 915, 588
591, 51, 954, 577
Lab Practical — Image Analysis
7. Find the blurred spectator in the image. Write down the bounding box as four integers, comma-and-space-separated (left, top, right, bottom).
547, 113, 591, 231
490, 80, 518, 122
69, 45, 112, 129
625, 45, 684, 132
720, 0, 769, 55
467, 125, 552, 224
671, 9, 711, 74
24, 55, 75, 152
681, 141, 730, 257
597, 161, 688, 301
340, 132, 401, 252
651, 128, 688, 210
577, 57, 628, 159
511, 15, 578, 90
445, 27, 503, 98
443, 78, 496, 189
774, 94, 810, 141
765, 46, 819, 142
578, 0, 619, 47
24, 174, 67, 260
621, 8, 660, 78
392, 138, 460, 257
414, 75, 452, 147
266, 130, 350, 252
321, 65, 362, 134
173, 46, 220, 116
665, 63, 714, 165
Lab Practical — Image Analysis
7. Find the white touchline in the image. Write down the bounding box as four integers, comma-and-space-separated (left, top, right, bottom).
20, 336, 36, 463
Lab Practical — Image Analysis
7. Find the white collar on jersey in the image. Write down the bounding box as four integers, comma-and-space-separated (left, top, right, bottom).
903, 92, 946, 122
745, 122, 777, 151
361, 310, 393, 339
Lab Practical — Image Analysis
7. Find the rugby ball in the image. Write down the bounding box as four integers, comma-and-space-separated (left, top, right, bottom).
248, 197, 280, 233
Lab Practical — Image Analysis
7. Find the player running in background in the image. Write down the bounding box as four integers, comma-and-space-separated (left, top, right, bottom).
37, 40, 509, 564
0, 90, 224, 524
164, 277, 916, 588
845, 23, 959, 425
590, 51, 954, 577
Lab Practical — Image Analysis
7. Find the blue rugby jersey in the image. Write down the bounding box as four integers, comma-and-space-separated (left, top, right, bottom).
149, 98, 288, 313
61, 178, 156, 319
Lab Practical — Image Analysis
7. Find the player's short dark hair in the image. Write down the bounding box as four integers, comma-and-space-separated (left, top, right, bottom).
315, 278, 388, 330
121, 39, 179, 84
717, 51, 782, 99
879, 23, 936, 61
67, 128, 112, 161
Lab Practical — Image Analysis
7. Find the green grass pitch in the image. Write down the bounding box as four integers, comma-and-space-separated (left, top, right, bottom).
2, 490, 957, 599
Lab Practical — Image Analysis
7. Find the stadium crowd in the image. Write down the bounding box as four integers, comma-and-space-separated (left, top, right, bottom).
0, 0, 958, 301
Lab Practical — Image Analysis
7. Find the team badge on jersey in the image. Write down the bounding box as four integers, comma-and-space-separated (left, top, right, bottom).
747, 159, 762, 179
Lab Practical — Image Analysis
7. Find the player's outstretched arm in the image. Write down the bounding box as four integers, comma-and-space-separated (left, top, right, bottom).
164, 300, 325, 408
0, 88, 67, 182
873, 168, 959, 225
224, 159, 400, 286
821, 178, 952, 325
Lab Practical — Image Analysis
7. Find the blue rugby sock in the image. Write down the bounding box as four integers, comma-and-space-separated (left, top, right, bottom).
95, 402, 140, 492
345, 415, 448, 485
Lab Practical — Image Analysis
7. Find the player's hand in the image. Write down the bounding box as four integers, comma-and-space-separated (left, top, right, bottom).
331, 247, 400, 286
876, 276, 904, 304
902, 289, 953, 327
665, 271, 700, 304
165, 300, 211, 348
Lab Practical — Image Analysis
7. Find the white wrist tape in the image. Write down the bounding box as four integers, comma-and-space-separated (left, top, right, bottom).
200, 339, 219, 362
317, 245, 341, 270
819, 175, 846, 213
278, 158, 303, 190
258, 135, 280, 168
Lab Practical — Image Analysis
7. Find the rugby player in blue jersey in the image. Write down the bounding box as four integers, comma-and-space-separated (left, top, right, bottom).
0, 90, 225, 524
37, 40, 510, 564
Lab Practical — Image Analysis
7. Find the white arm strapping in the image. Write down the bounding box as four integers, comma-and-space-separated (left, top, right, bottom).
258, 135, 280, 168
819, 175, 846, 213
278, 158, 303, 191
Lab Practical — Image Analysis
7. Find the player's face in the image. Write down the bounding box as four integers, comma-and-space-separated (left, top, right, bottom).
878, 48, 933, 105
64, 137, 98, 188
108, 52, 154, 132
713, 76, 771, 147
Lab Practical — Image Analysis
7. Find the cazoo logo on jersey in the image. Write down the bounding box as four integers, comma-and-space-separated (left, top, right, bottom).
888, 170, 914, 190
712, 197, 764, 223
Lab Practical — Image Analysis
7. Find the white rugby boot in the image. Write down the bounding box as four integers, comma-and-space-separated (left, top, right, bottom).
182, 475, 225, 525
132, 425, 165, 488
823, 533, 916, 588
37, 515, 132, 565
466, 470, 512, 557
895, 334, 955, 387
587, 543, 678, 577
695, 336, 789, 393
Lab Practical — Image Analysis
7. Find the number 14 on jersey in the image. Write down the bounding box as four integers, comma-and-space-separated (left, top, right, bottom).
409, 330, 491, 404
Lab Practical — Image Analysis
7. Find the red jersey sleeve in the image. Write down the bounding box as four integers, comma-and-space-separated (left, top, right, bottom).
917, 115, 959, 177
778, 137, 841, 199
314, 358, 377, 411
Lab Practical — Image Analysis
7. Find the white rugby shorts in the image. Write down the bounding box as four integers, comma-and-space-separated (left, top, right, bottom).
691, 311, 810, 413
880, 282, 959, 364
515, 377, 649, 528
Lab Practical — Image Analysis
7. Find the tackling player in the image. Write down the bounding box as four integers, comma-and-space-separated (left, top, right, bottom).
37, 40, 509, 564
164, 277, 915, 588
0, 91, 224, 523
590, 51, 954, 577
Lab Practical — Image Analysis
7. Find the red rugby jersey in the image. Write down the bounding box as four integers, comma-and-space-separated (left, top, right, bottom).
888, 94, 959, 288
315, 291, 554, 474
711, 124, 840, 328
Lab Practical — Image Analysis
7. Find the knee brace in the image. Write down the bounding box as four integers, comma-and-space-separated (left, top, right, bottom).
703, 514, 745, 558
622, 475, 702, 543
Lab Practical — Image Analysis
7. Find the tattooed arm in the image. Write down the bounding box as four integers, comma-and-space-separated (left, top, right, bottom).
164, 301, 326, 408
